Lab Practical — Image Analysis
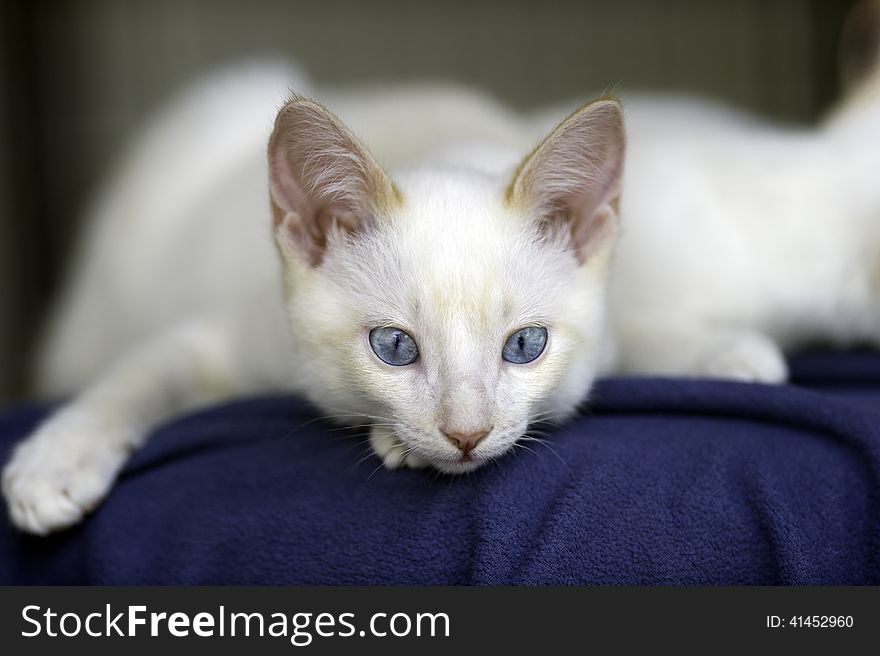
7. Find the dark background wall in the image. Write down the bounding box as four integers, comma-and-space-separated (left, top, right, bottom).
0, 0, 856, 403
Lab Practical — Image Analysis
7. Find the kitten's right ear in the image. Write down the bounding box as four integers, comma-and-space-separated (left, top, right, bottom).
268, 96, 399, 267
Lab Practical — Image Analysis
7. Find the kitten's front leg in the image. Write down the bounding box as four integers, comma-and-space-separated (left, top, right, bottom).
616, 322, 788, 383
692, 329, 788, 382
369, 425, 425, 470
2, 321, 237, 534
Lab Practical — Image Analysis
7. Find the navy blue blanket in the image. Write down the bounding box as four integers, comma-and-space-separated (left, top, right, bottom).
2, 351, 879, 585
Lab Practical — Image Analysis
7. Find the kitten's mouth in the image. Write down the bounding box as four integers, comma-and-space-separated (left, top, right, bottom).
428, 452, 485, 474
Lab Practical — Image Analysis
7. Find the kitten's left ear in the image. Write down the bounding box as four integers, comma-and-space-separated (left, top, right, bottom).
506, 98, 624, 263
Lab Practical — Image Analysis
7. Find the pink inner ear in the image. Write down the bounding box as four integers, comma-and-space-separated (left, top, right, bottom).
275, 211, 316, 266
269, 141, 326, 264
270, 155, 309, 229
533, 150, 622, 264
276, 205, 365, 268
569, 202, 616, 263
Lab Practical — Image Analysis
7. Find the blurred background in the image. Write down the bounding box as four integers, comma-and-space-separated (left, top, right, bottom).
0, 0, 858, 403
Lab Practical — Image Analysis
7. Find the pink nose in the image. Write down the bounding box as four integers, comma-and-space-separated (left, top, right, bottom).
443, 429, 490, 455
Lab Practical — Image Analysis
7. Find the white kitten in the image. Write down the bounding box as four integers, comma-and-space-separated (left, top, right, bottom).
6, 15, 880, 535
2, 68, 624, 534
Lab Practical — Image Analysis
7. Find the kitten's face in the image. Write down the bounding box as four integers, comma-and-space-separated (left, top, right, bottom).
268, 95, 623, 473
285, 172, 612, 472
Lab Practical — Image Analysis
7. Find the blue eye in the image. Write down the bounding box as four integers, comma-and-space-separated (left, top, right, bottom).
502, 326, 547, 364
369, 327, 419, 366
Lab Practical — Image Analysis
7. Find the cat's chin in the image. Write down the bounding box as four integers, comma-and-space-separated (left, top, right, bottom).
429, 455, 490, 475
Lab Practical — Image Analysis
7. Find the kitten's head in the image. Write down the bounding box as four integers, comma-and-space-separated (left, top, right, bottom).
268, 94, 624, 473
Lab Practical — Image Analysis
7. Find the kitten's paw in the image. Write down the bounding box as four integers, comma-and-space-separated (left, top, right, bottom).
1, 411, 134, 535
695, 331, 788, 383
369, 425, 425, 470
